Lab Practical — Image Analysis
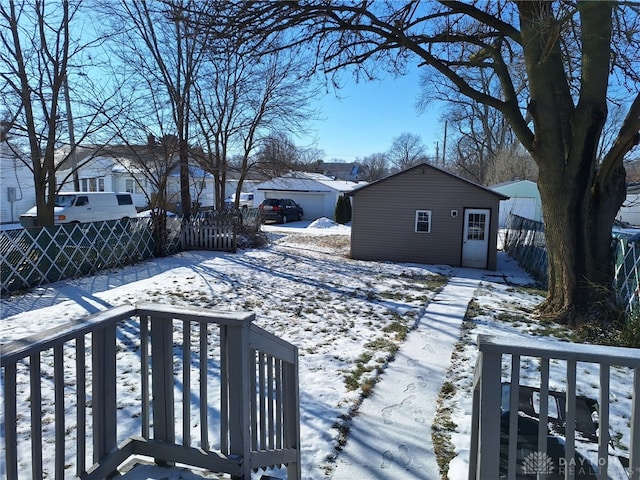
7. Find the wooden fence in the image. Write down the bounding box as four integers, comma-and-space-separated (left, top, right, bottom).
1, 303, 301, 480
182, 220, 238, 252
469, 335, 639, 480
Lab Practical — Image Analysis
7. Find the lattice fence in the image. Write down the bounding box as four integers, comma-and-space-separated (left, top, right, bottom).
0, 212, 250, 295
1, 219, 157, 294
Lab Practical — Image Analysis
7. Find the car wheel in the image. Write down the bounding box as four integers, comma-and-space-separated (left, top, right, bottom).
282, 215, 288, 224
297, 213, 301, 221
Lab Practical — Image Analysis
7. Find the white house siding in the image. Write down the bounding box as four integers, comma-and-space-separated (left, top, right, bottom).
58, 156, 152, 209
0, 145, 36, 223
499, 197, 538, 227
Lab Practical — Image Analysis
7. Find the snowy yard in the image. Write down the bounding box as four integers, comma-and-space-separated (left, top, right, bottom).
0, 219, 635, 479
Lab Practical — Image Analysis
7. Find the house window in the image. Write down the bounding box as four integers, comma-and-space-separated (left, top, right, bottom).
80, 177, 105, 192
415, 210, 431, 233
125, 178, 135, 193
125, 178, 144, 194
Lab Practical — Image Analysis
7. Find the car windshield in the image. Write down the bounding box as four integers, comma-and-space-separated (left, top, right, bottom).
54, 195, 76, 207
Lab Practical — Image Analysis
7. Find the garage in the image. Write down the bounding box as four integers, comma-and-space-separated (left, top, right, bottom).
254, 172, 364, 221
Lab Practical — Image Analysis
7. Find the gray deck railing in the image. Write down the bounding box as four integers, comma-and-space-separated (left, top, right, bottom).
469, 335, 640, 480
1, 304, 300, 480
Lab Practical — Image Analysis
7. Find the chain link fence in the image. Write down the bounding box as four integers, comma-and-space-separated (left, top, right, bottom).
503, 213, 640, 318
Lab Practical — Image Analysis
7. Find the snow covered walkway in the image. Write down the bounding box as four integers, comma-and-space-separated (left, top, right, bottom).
331, 270, 484, 480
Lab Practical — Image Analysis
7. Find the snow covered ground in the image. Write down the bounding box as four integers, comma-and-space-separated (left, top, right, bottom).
0, 219, 635, 479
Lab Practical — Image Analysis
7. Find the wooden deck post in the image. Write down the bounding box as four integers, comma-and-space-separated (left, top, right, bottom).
92, 324, 117, 461
284, 353, 301, 480
222, 317, 254, 480
476, 340, 501, 480
151, 315, 176, 462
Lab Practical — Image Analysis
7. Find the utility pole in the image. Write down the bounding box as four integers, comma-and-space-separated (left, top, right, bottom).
63, 73, 80, 191
442, 120, 447, 168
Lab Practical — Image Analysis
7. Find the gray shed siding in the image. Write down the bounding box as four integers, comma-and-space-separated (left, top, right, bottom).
350, 165, 502, 270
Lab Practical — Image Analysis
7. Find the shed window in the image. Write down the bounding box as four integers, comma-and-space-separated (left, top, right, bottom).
415, 210, 431, 233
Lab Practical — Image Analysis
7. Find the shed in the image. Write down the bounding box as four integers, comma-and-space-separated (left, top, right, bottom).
254, 172, 364, 220
490, 179, 542, 227
347, 163, 508, 270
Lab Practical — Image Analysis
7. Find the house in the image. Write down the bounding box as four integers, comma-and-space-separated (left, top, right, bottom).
347, 163, 508, 270
490, 179, 542, 227
313, 161, 362, 181
56, 144, 168, 209
166, 164, 215, 212
0, 141, 36, 223
254, 172, 364, 220
58, 151, 152, 209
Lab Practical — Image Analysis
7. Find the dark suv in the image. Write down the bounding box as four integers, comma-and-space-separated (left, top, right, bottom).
259, 198, 304, 224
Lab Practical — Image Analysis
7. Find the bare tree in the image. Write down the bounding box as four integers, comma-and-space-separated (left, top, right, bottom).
483, 146, 538, 186
421, 58, 527, 185
359, 152, 390, 182
100, 0, 212, 219
254, 132, 302, 179
387, 132, 428, 171
1, 0, 118, 226
192, 40, 317, 209
220, 1, 640, 325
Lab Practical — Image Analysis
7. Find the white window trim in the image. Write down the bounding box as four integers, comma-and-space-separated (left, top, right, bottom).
415, 209, 432, 233
124, 178, 135, 194
125, 177, 143, 194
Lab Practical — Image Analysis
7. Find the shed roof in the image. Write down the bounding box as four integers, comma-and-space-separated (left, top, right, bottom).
348, 163, 508, 200
489, 179, 539, 198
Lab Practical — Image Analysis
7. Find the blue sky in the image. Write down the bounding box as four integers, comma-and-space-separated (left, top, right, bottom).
301, 66, 444, 162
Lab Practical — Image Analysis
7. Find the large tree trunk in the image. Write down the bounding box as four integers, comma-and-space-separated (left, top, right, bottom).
518, 1, 626, 325
537, 157, 625, 325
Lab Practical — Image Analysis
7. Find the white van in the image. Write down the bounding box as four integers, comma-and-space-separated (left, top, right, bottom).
19, 192, 138, 228
224, 192, 255, 209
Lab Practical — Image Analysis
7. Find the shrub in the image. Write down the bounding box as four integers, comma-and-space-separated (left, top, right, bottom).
334, 195, 352, 224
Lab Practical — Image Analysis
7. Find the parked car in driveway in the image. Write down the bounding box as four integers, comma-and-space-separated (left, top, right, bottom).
258, 198, 303, 224
20, 192, 137, 227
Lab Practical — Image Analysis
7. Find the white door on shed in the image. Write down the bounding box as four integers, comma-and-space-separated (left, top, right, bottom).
462, 209, 490, 268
